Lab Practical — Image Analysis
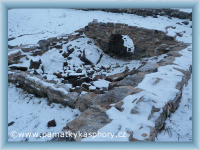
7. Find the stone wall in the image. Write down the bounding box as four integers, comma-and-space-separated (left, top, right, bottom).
8, 70, 79, 108
78, 9, 192, 20
84, 20, 179, 59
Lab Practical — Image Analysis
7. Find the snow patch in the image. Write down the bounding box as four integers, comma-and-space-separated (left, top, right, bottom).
122, 35, 135, 53
93, 79, 111, 89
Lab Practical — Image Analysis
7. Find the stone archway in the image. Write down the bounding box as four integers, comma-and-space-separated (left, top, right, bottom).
84, 21, 179, 60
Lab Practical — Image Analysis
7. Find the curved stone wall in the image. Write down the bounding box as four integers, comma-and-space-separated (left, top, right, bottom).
84, 20, 179, 59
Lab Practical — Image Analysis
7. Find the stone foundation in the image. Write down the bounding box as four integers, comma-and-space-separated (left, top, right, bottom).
84, 20, 179, 59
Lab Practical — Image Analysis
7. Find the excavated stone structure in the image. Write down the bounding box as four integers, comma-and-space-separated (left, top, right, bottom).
8, 20, 192, 142
84, 20, 179, 59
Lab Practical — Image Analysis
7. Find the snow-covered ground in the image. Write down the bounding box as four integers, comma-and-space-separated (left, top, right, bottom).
8, 83, 81, 142
8, 8, 192, 46
8, 8, 192, 142
82, 45, 192, 142
156, 75, 192, 141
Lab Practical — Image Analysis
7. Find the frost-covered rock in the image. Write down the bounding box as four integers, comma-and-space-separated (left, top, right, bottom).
82, 49, 101, 65
92, 79, 110, 89
101, 64, 111, 70
117, 72, 145, 87
83, 49, 101, 64
89, 86, 96, 91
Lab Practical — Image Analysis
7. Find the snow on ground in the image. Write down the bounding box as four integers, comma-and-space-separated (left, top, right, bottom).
93, 79, 111, 89
8, 83, 81, 142
156, 75, 192, 141
8, 8, 192, 46
82, 45, 192, 142
179, 9, 192, 13
8, 49, 20, 56
122, 35, 135, 53
172, 8, 192, 13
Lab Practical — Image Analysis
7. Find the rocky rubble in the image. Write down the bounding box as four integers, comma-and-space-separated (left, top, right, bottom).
62, 46, 191, 142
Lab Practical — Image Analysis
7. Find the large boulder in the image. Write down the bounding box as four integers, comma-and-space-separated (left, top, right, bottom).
82, 49, 101, 65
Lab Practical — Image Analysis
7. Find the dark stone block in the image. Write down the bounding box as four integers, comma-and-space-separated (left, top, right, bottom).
8, 121, 15, 126
29, 59, 41, 69
47, 119, 56, 127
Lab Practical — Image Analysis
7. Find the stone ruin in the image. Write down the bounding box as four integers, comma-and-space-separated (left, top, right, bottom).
8, 18, 192, 142
85, 19, 179, 59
